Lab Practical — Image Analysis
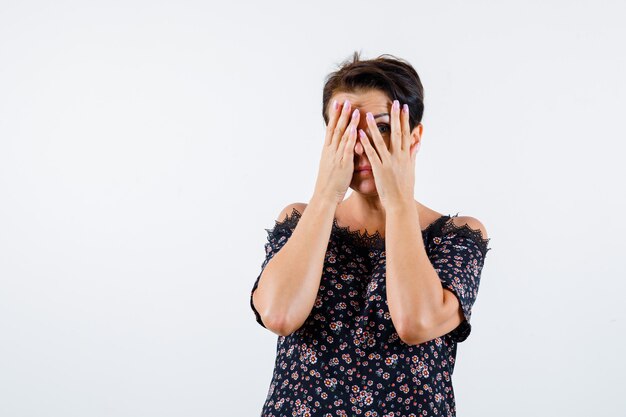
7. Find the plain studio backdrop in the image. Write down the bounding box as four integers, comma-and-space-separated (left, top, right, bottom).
1, 1, 624, 416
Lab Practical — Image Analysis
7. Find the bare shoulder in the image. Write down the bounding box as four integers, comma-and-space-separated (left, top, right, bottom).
276, 202, 308, 223
450, 215, 489, 240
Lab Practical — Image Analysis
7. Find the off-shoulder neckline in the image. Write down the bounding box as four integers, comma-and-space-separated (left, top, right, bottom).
331, 212, 449, 250
269, 207, 491, 254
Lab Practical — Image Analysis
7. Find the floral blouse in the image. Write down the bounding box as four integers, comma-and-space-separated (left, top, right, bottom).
250, 208, 491, 417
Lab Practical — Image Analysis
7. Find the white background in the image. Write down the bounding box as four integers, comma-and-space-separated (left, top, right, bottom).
1, 1, 625, 416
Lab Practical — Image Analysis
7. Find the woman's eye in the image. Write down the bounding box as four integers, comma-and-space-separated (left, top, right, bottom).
377, 124, 390, 134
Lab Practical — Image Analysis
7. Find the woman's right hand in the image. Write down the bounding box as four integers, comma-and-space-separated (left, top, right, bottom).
313, 99, 360, 205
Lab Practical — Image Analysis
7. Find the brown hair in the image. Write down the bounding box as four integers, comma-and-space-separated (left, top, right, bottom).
322, 51, 425, 132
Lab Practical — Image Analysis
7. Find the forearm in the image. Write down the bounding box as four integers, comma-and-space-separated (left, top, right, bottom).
256, 194, 336, 335
385, 200, 445, 340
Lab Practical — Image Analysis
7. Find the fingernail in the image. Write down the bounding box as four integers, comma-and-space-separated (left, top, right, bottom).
393, 100, 399, 111
366, 112, 374, 121
343, 100, 350, 109
332, 99, 338, 110
403, 103, 408, 113
352, 109, 359, 119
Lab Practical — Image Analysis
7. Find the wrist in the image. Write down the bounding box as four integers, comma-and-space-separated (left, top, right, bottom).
311, 188, 344, 207
385, 198, 416, 214
309, 193, 340, 212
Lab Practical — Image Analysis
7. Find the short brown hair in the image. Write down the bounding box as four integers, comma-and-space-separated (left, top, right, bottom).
322, 51, 425, 132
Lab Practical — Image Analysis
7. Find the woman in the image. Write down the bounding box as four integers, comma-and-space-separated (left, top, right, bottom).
250, 52, 491, 417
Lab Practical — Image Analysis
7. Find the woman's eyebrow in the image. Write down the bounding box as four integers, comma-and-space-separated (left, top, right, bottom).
373, 113, 389, 119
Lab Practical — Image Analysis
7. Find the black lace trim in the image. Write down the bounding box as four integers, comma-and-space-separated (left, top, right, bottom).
331, 218, 386, 250
266, 207, 444, 250
264, 207, 303, 237
440, 212, 492, 257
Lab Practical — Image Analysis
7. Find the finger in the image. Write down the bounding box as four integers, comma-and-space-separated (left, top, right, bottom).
358, 128, 382, 168
390, 99, 402, 152
337, 114, 356, 155
341, 124, 357, 163
331, 100, 353, 149
324, 99, 341, 146
339, 108, 360, 149
364, 112, 390, 164
401, 103, 411, 152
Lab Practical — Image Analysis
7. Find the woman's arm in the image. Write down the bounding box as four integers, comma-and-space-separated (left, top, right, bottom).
384, 200, 446, 344
252, 194, 336, 336
385, 200, 488, 345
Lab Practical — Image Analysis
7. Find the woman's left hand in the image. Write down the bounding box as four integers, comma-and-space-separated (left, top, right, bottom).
358, 100, 421, 209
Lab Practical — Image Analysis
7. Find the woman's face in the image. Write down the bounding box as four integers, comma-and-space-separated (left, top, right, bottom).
327, 89, 419, 196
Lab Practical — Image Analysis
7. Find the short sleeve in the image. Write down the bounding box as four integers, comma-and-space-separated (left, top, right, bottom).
250, 208, 302, 328
429, 217, 491, 343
